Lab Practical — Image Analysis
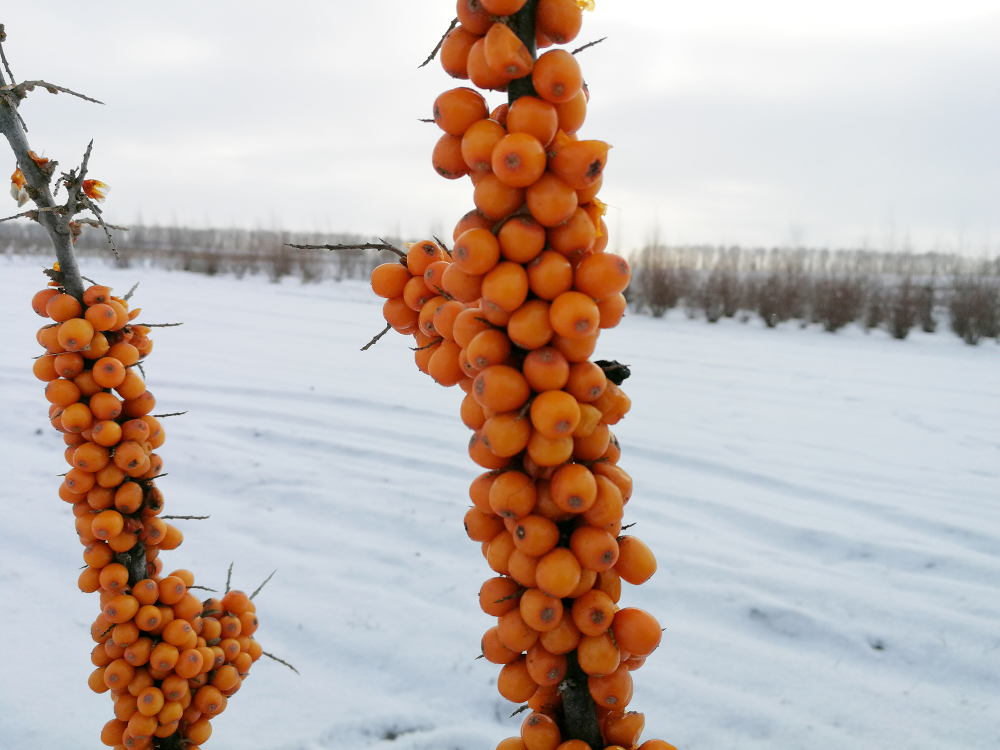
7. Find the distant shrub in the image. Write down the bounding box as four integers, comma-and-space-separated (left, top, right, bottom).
886, 276, 918, 340
949, 277, 1000, 345
811, 274, 865, 332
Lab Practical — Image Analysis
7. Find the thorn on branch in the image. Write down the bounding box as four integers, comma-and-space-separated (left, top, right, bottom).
286, 241, 406, 259
571, 37, 607, 55
3, 79, 104, 105
417, 118, 435, 123
160, 515, 210, 520
249, 569, 277, 600
262, 650, 299, 674
510, 705, 530, 718
225, 562, 234, 594
433, 235, 452, 257
410, 339, 441, 352
187, 584, 218, 592
419, 17, 459, 68
151, 411, 187, 418
361, 323, 392, 352
137, 322, 184, 328
123, 281, 140, 301
80, 195, 121, 259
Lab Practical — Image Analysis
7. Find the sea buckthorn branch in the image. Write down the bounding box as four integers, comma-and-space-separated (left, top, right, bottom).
11, 25, 271, 746
0, 26, 114, 301
360, 2, 677, 749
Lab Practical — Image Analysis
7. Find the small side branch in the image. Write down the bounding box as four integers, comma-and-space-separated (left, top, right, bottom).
160, 515, 210, 520
225, 561, 234, 594
419, 17, 459, 68
151, 411, 188, 418
3, 79, 104, 105
287, 241, 406, 259
249, 569, 277, 600
262, 650, 299, 674
571, 37, 607, 55
361, 323, 392, 351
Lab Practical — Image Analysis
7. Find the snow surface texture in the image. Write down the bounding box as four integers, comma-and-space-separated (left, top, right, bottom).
1, 256, 998, 750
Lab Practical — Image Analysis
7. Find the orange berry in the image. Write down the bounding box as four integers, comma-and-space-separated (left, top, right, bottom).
482, 411, 532, 458
441, 263, 485, 303
507, 299, 553, 350
406, 240, 445, 276
598, 293, 627, 328
32, 288, 60, 317
525, 644, 567, 688
538, 612, 581, 655
462, 118, 507, 172
512, 514, 559, 557
370, 262, 412, 299
489, 470, 537, 519
535, 547, 582, 598
520, 587, 563, 632
526, 171, 577, 228
45, 293, 82, 322
614, 535, 657, 585
484, 21, 533, 78
57, 317, 95, 351
526, 431, 574, 467
536, 0, 582, 44
457, 0, 493, 34
570, 526, 619, 572
434, 87, 489, 136
487, 530, 518, 575
522, 347, 570, 392
453, 227, 501, 275
433, 133, 470, 179
530, 390, 580, 439
480, 576, 523, 617
588, 662, 633, 709
482, 625, 521, 664
550, 139, 610, 191
470, 429, 511, 469
497, 656, 537, 703
440, 24, 480, 79
550, 291, 600, 339
473, 365, 530, 412
498, 214, 546, 264
492, 133, 546, 188
574, 252, 631, 301
547, 206, 596, 259
532, 49, 583, 104
571, 588, 615, 636
577, 631, 620, 676
474, 172, 526, 221
468, 36, 514, 91
507, 95, 559, 148
481, 261, 529, 311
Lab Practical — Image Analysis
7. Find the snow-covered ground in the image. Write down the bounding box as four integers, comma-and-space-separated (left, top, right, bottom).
1, 256, 997, 750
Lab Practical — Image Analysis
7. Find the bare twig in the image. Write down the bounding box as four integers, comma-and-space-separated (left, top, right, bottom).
0, 205, 62, 223
0, 25, 15, 86
410, 339, 441, 352
188, 585, 218, 592
151, 411, 188, 418
571, 37, 607, 55
510, 705, 530, 718
123, 281, 140, 301
3, 79, 104, 105
361, 323, 392, 351
81, 195, 120, 259
287, 241, 406, 259
225, 562, 233, 594
417, 118, 434, 123
160, 515, 210, 520
433, 235, 451, 257
418, 17, 459, 68
262, 651, 299, 674
249, 569, 276, 600
137, 322, 184, 328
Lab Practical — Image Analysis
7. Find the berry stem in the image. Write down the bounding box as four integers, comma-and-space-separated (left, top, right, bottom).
507, 0, 540, 106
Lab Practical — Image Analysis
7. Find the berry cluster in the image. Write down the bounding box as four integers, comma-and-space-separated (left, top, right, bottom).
31, 279, 262, 749
369, 2, 677, 748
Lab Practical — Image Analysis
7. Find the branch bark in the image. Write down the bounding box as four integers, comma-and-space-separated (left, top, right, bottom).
0, 91, 86, 300
507, 5, 602, 745
507, 0, 540, 106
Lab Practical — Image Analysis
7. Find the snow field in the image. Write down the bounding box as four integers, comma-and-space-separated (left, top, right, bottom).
0, 256, 997, 750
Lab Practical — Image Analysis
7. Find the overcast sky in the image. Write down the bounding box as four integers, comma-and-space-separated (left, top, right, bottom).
3, 1, 998, 253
